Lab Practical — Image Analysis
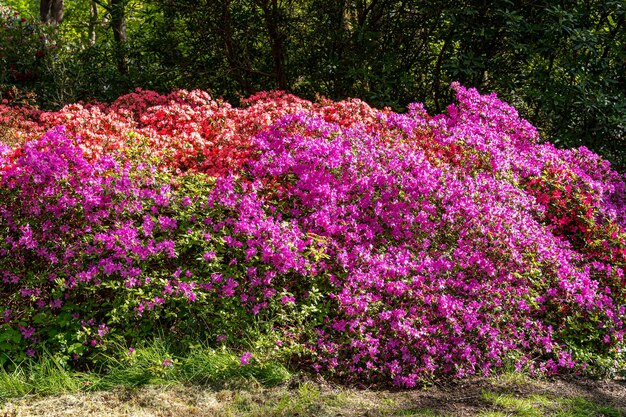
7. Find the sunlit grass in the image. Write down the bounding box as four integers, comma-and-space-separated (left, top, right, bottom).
0, 339, 291, 402
1, 351, 624, 416
481, 390, 624, 417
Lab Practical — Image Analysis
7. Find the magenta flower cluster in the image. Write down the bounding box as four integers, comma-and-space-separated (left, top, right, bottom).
248, 108, 624, 386
1, 85, 624, 387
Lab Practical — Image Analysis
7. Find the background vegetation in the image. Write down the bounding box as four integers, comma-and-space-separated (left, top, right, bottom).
0, 0, 624, 170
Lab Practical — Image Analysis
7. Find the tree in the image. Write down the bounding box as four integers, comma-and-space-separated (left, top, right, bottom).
92, 0, 128, 74
251, 0, 290, 90
110, 0, 128, 74
88, 0, 98, 46
40, 0, 64, 26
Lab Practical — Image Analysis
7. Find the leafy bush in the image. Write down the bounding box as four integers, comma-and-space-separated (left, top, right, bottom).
1, 85, 625, 386
0, 5, 50, 104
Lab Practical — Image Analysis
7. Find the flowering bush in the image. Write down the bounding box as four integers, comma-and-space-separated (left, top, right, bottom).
0, 87, 393, 176
1, 84, 625, 386
0, 127, 325, 365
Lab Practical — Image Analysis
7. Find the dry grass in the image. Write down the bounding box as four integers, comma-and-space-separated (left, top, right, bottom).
2, 375, 625, 417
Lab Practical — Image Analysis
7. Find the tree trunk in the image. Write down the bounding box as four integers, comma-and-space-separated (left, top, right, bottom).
259, 0, 288, 90
88, 1, 98, 46
110, 0, 128, 74
218, 0, 255, 94
40, 0, 64, 26
433, 26, 454, 113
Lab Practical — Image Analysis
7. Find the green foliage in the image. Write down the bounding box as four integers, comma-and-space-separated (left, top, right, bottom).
0, 5, 49, 105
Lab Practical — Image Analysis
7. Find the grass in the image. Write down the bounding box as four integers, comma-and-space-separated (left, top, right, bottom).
481, 391, 624, 417
90, 340, 291, 390
3, 381, 623, 416
1, 342, 624, 416
0, 339, 291, 402
0, 355, 91, 401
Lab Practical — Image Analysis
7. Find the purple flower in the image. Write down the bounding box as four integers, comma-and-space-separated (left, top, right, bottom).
239, 351, 253, 365
20, 326, 35, 339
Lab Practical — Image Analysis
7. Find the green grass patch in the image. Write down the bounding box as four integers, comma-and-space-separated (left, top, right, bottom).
0, 339, 291, 403
0, 355, 95, 401
481, 390, 624, 417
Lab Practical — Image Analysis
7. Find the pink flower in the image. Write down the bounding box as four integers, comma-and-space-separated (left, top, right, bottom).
239, 352, 253, 365
20, 326, 35, 339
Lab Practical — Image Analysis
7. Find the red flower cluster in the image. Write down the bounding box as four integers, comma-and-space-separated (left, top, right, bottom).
0, 88, 390, 177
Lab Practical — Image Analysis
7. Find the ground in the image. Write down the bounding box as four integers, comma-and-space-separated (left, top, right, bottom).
2, 374, 624, 416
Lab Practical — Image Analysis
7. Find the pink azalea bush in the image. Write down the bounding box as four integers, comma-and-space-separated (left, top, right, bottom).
1, 84, 625, 386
